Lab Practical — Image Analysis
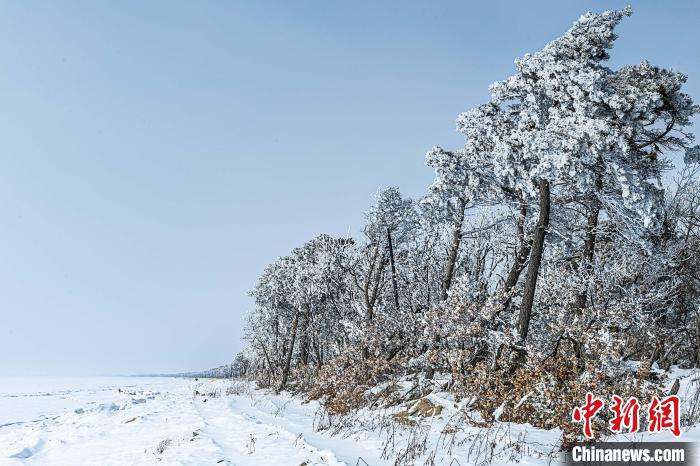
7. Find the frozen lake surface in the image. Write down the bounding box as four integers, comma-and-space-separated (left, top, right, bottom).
0, 377, 183, 426
0, 377, 363, 465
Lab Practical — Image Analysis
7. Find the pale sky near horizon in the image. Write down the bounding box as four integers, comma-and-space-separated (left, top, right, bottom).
1, 1, 698, 375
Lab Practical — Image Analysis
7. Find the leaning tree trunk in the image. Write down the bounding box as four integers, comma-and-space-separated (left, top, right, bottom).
426, 194, 468, 380
500, 192, 530, 313
361, 243, 384, 360
387, 229, 400, 312
517, 179, 550, 341
573, 203, 600, 313
695, 315, 700, 368
441, 194, 468, 301
279, 309, 300, 392
313, 337, 323, 368
298, 312, 309, 365
363, 243, 382, 319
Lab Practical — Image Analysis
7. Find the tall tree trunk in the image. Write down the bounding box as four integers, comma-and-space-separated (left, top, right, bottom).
441, 195, 467, 301
298, 312, 309, 365
279, 309, 300, 392
500, 193, 530, 313
362, 244, 382, 360
387, 229, 400, 312
694, 315, 700, 368
426, 195, 468, 379
574, 201, 600, 314
363, 243, 381, 319
314, 337, 323, 368
517, 179, 550, 341
573, 204, 600, 313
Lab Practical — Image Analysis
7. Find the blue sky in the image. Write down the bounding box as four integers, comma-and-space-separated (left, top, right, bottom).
0, 1, 698, 375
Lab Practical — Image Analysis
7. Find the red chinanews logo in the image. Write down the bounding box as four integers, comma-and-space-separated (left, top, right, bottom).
572, 393, 681, 439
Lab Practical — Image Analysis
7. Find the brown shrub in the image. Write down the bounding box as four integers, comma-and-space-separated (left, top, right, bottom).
450, 347, 664, 448
307, 353, 404, 415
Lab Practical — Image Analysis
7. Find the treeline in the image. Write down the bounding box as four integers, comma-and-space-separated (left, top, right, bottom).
162, 356, 251, 379
239, 8, 700, 438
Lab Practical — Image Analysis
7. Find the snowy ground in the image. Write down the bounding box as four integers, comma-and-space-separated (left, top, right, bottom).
0, 373, 698, 465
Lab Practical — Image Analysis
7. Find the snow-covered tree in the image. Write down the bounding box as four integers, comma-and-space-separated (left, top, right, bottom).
485, 7, 697, 339
240, 7, 700, 445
